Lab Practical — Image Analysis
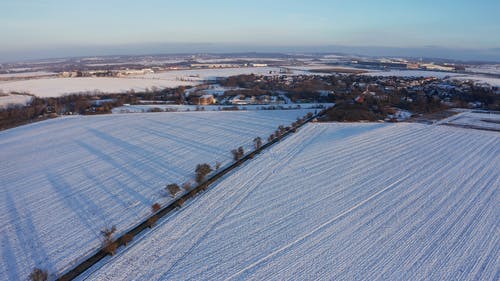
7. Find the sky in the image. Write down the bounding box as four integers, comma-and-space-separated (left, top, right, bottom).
1, 0, 499, 61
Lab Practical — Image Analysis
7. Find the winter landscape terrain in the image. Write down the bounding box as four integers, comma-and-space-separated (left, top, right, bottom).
0, 109, 313, 281
0, 67, 306, 99
83, 119, 499, 280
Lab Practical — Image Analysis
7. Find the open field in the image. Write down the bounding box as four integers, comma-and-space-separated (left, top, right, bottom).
85, 122, 499, 280
365, 70, 460, 78
442, 111, 500, 131
0, 67, 306, 98
0, 109, 313, 281
0, 77, 196, 98
0, 93, 33, 109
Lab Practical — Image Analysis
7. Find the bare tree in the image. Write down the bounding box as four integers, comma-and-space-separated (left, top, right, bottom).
195, 163, 213, 183
151, 203, 161, 212
101, 225, 117, 256
253, 137, 263, 150
29, 268, 48, 281
166, 184, 181, 197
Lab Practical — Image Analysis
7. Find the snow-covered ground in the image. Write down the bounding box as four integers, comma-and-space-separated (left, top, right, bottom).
0, 67, 309, 98
0, 77, 196, 98
364, 70, 459, 79
85, 122, 499, 280
0, 93, 32, 108
450, 76, 500, 87
134, 67, 308, 81
442, 111, 500, 131
466, 65, 500, 75
112, 103, 333, 114
0, 71, 57, 79
0, 110, 314, 281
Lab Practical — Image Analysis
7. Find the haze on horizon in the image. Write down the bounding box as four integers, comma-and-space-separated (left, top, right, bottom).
1, 0, 499, 62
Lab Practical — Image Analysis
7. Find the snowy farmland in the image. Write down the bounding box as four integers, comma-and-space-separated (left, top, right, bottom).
85, 122, 499, 280
364, 70, 460, 78
0, 109, 314, 281
0, 67, 305, 98
442, 111, 500, 131
0, 93, 33, 109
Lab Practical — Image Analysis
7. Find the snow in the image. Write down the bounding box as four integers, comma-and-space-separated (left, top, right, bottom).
0, 109, 314, 281
450, 76, 500, 87
442, 111, 500, 131
364, 70, 459, 78
134, 67, 308, 81
85, 122, 499, 281
0, 94, 32, 108
0, 77, 196, 98
466, 65, 500, 75
0, 67, 309, 98
0, 72, 57, 78
387, 109, 412, 121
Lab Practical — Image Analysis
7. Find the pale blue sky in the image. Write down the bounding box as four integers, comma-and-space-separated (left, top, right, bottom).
1, 0, 499, 61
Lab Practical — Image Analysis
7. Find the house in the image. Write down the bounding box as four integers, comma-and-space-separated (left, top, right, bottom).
191, 94, 215, 105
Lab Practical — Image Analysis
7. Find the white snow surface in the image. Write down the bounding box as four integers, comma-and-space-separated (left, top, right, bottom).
134, 67, 308, 81
466, 65, 500, 75
364, 70, 459, 78
0, 72, 57, 78
0, 110, 314, 281
0, 77, 196, 98
0, 67, 309, 98
450, 76, 500, 87
0, 94, 32, 108
443, 111, 500, 131
86, 122, 499, 281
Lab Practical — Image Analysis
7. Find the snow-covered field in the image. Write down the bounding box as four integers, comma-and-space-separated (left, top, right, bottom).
443, 111, 500, 131
466, 65, 500, 75
450, 76, 500, 87
0, 71, 57, 79
364, 70, 459, 78
85, 122, 499, 280
0, 93, 32, 108
0, 110, 314, 281
0, 77, 196, 98
134, 67, 308, 81
0, 67, 308, 98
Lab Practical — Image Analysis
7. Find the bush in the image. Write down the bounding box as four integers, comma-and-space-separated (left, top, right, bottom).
195, 163, 212, 183
122, 233, 133, 246
166, 184, 181, 197
253, 137, 262, 149
232, 146, 245, 161
151, 203, 161, 212
176, 198, 186, 208
101, 226, 116, 239
231, 149, 240, 161
182, 182, 192, 191
29, 268, 48, 281
101, 225, 118, 255
147, 216, 158, 228
102, 239, 118, 256
215, 161, 222, 170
